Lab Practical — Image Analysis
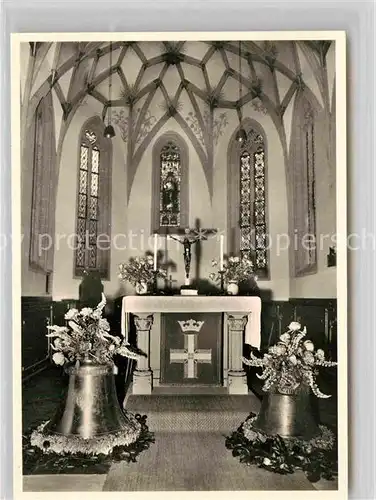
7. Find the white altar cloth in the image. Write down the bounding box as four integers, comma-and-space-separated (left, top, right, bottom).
121, 295, 261, 348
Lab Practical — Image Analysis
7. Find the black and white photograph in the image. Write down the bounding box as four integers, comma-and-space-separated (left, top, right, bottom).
12, 32, 347, 496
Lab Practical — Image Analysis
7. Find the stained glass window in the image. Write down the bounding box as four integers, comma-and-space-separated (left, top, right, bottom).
238, 129, 268, 275
159, 141, 181, 227
85, 130, 97, 144
75, 128, 102, 274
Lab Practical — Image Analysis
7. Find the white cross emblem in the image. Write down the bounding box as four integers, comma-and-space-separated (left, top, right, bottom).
170, 333, 212, 379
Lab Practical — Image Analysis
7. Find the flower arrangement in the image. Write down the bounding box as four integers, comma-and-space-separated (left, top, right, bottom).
225, 413, 337, 482
30, 415, 141, 456
25, 414, 155, 467
242, 322, 337, 397
209, 256, 254, 284
118, 256, 167, 287
47, 294, 140, 365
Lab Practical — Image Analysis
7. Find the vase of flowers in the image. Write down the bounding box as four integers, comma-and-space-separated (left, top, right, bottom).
227, 281, 239, 295
42, 294, 143, 446
242, 322, 337, 439
118, 256, 166, 294
135, 281, 148, 295
209, 256, 254, 295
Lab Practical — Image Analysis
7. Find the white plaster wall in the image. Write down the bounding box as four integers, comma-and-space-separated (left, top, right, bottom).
105, 130, 128, 299
290, 267, 336, 298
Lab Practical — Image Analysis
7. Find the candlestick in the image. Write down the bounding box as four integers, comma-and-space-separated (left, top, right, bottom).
219, 270, 226, 294
152, 270, 159, 295
220, 234, 224, 271
153, 233, 158, 271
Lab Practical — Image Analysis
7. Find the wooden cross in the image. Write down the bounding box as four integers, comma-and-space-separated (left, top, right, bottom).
168, 219, 218, 283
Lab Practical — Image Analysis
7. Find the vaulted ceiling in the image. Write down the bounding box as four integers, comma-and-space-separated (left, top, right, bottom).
24, 40, 333, 124
21, 39, 335, 200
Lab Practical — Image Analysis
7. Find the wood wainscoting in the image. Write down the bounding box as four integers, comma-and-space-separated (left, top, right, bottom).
261, 298, 337, 360
21, 296, 52, 379
21, 297, 78, 380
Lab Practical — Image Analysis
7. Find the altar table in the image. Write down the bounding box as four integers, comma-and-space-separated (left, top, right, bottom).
121, 295, 262, 395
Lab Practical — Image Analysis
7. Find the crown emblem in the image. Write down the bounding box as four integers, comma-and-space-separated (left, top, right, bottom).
177, 319, 205, 333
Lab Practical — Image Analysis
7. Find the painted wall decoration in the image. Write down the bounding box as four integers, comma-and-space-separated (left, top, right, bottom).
111, 107, 157, 146
112, 109, 129, 142
185, 111, 206, 147
250, 97, 268, 115
185, 109, 229, 147
135, 109, 157, 146
212, 111, 229, 145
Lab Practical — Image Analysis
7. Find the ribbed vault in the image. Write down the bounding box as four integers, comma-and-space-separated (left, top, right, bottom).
23, 40, 333, 196
26, 40, 331, 119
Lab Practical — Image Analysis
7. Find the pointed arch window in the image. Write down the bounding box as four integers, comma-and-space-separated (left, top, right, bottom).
228, 122, 268, 278
159, 141, 182, 227
29, 93, 57, 274
74, 118, 112, 278
290, 92, 317, 276
152, 133, 189, 233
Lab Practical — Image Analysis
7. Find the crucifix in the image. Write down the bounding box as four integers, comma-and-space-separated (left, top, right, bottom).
168, 220, 217, 294
169, 228, 201, 285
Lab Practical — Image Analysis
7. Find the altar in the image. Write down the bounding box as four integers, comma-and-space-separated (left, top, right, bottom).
121, 296, 262, 395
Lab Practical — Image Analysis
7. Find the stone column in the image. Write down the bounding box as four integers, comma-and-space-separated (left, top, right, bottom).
227, 314, 248, 395
132, 314, 154, 395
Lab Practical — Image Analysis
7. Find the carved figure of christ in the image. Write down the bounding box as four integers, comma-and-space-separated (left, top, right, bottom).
168, 227, 217, 285
168, 229, 201, 283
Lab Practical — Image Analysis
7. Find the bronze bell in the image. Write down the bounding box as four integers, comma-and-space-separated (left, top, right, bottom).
253, 387, 320, 440
45, 361, 136, 439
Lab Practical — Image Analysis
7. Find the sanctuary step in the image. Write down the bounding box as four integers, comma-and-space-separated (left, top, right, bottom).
125, 392, 260, 433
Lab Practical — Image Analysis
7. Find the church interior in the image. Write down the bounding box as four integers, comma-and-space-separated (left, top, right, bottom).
20, 39, 338, 491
